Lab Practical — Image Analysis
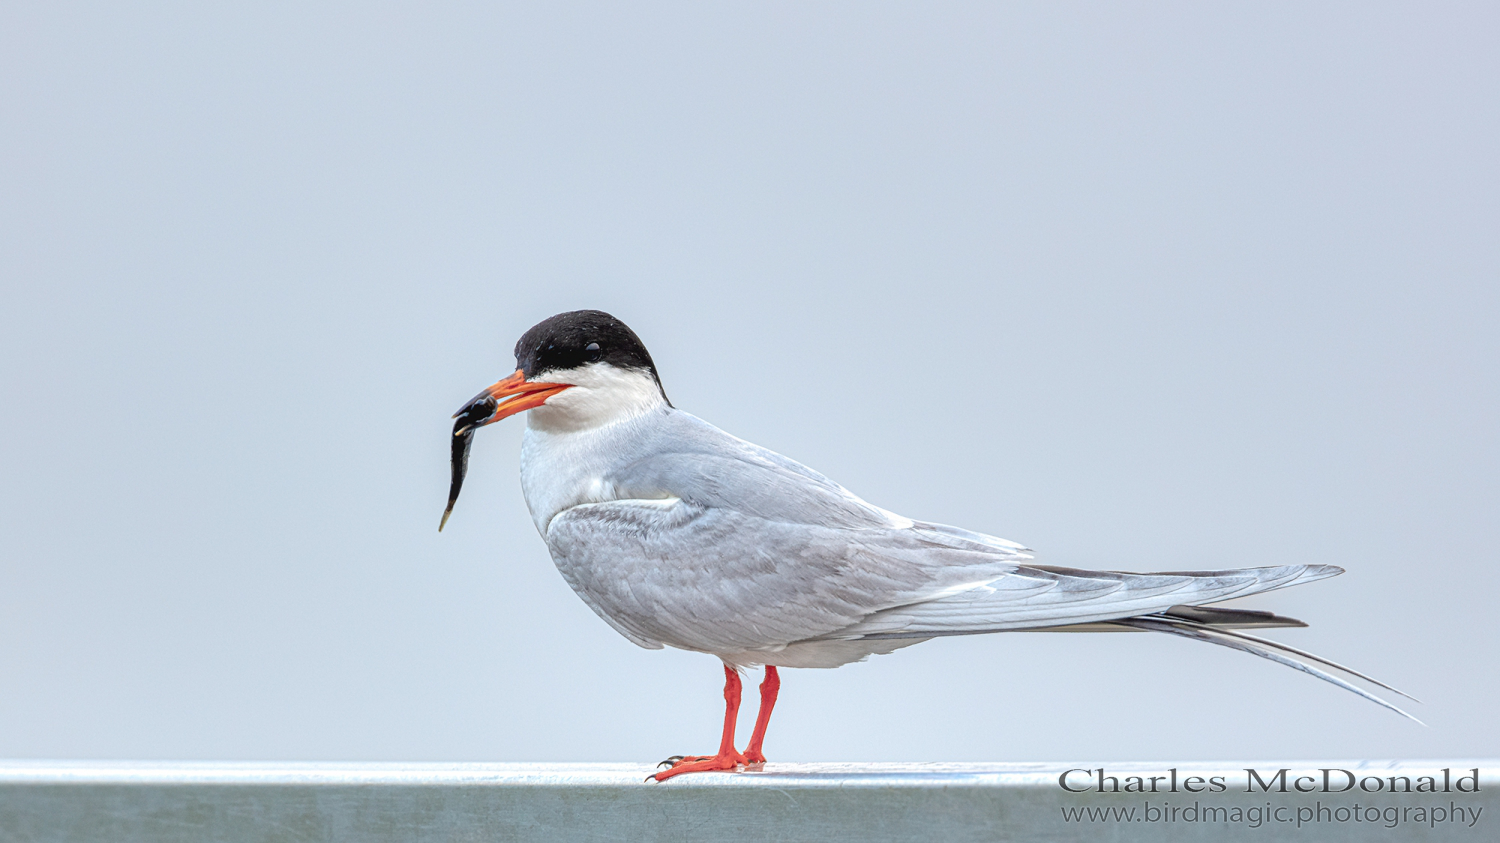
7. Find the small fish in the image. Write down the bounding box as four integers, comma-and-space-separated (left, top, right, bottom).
439, 394, 498, 531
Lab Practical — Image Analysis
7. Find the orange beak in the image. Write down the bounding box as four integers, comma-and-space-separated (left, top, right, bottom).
451, 369, 573, 435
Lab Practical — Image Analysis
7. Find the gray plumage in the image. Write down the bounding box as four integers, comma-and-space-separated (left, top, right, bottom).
512, 382, 1415, 720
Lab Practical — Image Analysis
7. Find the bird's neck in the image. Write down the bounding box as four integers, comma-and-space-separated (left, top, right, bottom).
518, 407, 668, 536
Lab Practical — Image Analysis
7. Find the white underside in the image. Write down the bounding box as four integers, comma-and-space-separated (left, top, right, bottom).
708, 638, 930, 670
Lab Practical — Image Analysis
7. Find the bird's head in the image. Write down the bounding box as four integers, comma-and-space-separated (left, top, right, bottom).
440, 310, 667, 530
454, 309, 668, 436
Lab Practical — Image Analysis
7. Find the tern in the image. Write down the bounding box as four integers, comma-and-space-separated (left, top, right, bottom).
441, 310, 1416, 781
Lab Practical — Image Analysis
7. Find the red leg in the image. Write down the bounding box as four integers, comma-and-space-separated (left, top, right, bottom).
649, 665, 748, 781
742, 665, 779, 766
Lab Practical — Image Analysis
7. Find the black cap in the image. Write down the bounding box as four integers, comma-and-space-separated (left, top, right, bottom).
514, 310, 668, 400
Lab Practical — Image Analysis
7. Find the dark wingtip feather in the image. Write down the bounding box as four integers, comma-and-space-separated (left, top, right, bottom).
1159, 605, 1309, 629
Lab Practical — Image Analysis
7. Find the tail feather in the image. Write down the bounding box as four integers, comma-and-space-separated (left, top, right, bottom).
1114, 615, 1422, 723
1131, 614, 1419, 703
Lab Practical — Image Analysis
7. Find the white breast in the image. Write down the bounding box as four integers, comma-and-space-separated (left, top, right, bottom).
517, 363, 670, 536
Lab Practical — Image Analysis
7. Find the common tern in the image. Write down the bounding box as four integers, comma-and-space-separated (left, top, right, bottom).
441, 310, 1416, 781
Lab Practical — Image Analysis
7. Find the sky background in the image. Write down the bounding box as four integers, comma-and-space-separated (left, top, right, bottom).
1, 3, 1496, 765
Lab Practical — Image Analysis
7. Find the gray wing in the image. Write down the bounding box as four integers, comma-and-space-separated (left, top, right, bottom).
545, 500, 1029, 653
543, 411, 1337, 653
817, 560, 1341, 640
548, 496, 1335, 652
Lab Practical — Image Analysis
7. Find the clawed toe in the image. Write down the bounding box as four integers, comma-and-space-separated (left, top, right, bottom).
647, 752, 746, 782
655, 754, 711, 770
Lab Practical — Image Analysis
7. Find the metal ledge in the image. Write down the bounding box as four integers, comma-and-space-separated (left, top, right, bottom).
2, 760, 1494, 842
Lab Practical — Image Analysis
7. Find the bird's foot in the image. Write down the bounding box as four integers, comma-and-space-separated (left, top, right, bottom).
647, 750, 748, 782
741, 749, 767, 771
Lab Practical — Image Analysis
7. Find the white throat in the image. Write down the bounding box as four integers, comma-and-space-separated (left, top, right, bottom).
518, 363, 670, 536
525, 363, 667, 434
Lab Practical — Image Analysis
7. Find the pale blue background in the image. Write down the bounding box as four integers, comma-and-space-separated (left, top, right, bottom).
1, 3, 1495, 763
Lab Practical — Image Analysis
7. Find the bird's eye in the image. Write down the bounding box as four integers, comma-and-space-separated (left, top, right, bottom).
584, 342, 602, 361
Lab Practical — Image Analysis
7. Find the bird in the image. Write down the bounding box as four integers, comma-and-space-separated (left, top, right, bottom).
439, 309, 1416, 782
